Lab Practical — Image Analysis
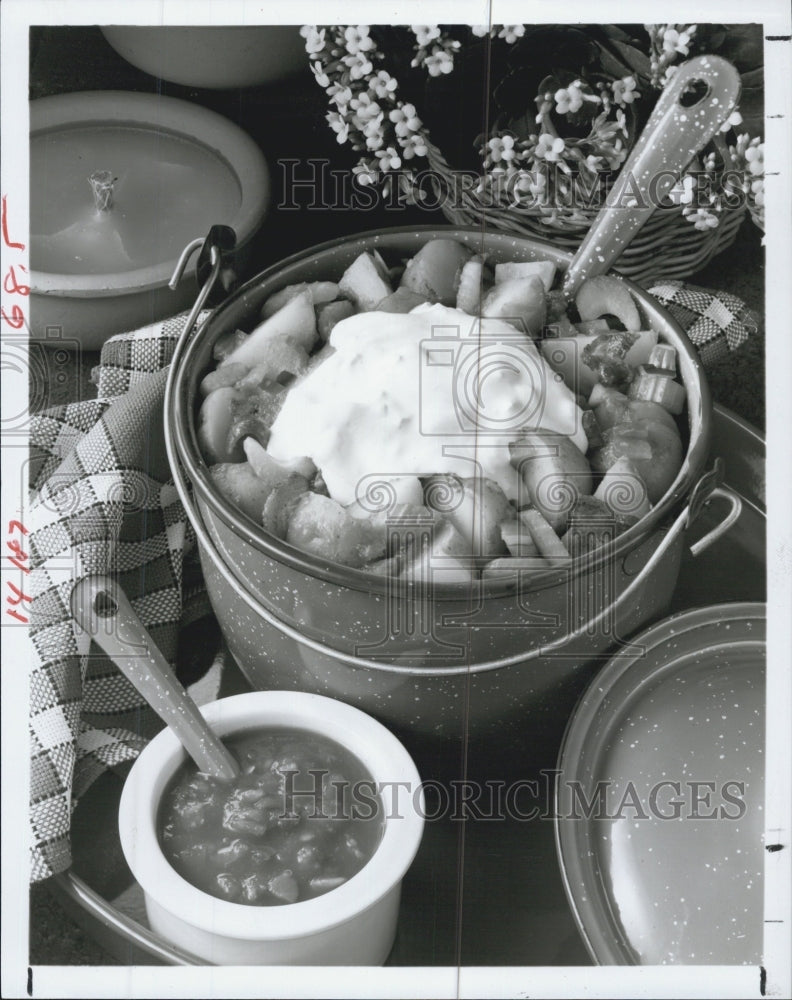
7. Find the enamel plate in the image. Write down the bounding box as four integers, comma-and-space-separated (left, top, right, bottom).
555, 602, 765, 965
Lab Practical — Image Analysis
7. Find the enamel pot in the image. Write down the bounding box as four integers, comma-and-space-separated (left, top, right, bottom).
163, 226, 741, 752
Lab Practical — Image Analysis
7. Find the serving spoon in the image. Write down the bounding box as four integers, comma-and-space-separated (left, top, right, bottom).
71, 574, 239, 780
562, 54, 741, 297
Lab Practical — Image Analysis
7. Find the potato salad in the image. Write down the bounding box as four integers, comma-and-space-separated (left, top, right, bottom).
197, 239, 686, 581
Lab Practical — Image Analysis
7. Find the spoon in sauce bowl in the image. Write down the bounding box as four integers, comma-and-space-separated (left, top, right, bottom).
71, 574, 239, 780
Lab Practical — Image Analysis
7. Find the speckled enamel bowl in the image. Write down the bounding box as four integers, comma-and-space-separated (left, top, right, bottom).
166, 226, 715, 745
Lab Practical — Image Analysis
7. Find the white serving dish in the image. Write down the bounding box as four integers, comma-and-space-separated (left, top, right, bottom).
118, 691, 424, 965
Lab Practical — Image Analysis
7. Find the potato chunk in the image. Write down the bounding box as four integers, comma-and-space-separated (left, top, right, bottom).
338, 252, 393, 311
509, 430, 592, 532
481, 275, 546, 336
285, 493, 388, 567
223, 290, 318, 365
210, 462, 272, 523
399, 239, 472, 306
261, 281, 339, 319
424, 474, 511, 555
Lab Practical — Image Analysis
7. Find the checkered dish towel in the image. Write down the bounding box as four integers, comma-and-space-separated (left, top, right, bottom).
27, 284, 758, 883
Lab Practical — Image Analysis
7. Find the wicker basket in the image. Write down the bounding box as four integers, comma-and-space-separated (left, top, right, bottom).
422, 139, 747, 288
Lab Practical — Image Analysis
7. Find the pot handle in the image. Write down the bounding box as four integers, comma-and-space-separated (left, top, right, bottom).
168, 226, 237, 342
685, 457, 743, 556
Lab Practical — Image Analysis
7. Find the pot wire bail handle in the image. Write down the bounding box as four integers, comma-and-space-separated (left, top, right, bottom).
169, 225, 238, 340
685, 457, 742, 555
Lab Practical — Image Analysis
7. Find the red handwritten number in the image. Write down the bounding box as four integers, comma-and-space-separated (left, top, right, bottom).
0, 304, 24, 328
7, 540, 30, 574
3, 265, 29, 296
6, 582, 32, 606
1, 195, 25, 250
5, 523, 32, 620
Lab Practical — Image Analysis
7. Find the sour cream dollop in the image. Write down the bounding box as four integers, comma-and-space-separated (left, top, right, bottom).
267, 304, 587, 505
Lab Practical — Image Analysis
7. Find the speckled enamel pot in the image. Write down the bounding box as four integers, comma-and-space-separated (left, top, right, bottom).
166, 227, 714, 742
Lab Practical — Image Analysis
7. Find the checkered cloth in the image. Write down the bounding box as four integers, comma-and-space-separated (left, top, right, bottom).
28, 311, 217, 883
27, 285, 758, 884
647, 281, 759, 367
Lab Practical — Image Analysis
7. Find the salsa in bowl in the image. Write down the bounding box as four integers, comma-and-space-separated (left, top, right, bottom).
119, 691, 424, 965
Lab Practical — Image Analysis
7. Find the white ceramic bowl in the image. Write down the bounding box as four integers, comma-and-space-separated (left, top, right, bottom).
118, 691, 424, 965
100, 26, 307, 90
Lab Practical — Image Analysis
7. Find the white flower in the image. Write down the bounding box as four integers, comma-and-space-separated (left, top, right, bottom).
424, 50, 455, 76
535, 133, 565, 162
555, 82, 585, 115
487, 135, 517, 164
412, 25, 441, 47
498, 25, 525, 44
360, 115, 386, 151
344, 26, 374, 55
668, 174, 696, 206
310, 61, 330, 89
375, 145, 402, 171
719, 109, 743, 133
601, 138, 627, 170
662, 25, 696, 57
343, 51, 374, 81
326, 111, 349, 144
612, 76, 639, 106
511, 169, 547, 205
389, 103, 422, 137
300, 26, 326, 55
352, 160, 379, 186
370, 70, 398, 100
583, 153, 604, 174
399, 132, 428, 159
471, 25, 491, 38
328, 84, 353, 112
745, 142, 764, 176
350, 92, 382, 123
683, 205, 720, 230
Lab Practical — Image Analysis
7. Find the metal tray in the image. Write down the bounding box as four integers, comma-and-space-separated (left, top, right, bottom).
44, 404, 766, 967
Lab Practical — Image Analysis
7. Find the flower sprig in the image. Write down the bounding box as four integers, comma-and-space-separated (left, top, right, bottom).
303, 24, 761, 232
473, 71, 638, 225
301, 24, 433, 198
646, 24, 698, 88
409, 25, 460, 76
726, 133, 765, 230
